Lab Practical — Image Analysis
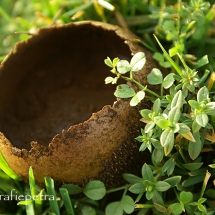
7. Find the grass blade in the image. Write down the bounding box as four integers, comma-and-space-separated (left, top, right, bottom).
60, 188, 75, 215
24, 187, 35, 215
26, 202, 35, 215
153, 34, 183, 76
63, 1, 93, 17
0, 6, 15, 23
29, 167, 36, 197
0, 154, 21, 180
45, 177, 60, 215
35, 189, 45, 215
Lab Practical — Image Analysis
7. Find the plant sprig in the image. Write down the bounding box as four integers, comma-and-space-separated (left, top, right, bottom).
103, 8, 215, 210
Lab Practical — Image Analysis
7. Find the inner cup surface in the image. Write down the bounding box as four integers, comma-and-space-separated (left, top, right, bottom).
0, 23, 131, 150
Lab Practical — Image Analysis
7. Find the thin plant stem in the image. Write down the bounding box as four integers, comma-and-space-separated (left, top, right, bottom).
135, 203, 154, 209
121, 76, 161, 98
106, 184, 130, 194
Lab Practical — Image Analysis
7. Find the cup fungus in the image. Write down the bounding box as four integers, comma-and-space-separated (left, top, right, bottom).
0, 21, 158, 188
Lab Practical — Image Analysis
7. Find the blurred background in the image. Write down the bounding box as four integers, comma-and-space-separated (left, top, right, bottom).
0, 0, 179, 62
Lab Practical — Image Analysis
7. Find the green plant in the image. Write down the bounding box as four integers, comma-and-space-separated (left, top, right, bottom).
103, 48, 215, 214
103, 47, 215, 214
101, 0, 215, 213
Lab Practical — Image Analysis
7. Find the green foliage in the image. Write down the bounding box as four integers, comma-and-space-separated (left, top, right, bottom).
83, 180, 106, 200
103, 1, 215, 213
59, 188, 75, 215
45, 177, 60, 215
0, 153, 21, 180
114, 84, 136, 99
106, 195, 134, 215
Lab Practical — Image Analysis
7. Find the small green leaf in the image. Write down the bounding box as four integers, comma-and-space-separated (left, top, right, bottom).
80, 205, 96, 215
182, 174, 205, 187
157, 119, 170, 129
113, 57, 120, 66
153, 98, 161, 113
121, 195, 135, 214
122, 173, 143, 184
198, 203, 206, 212
114, 84, 136, 98
181, 131, 196, 142
155, 181, 170, 192
104, 57, 113, 68
163, 158, 175, 176
154, 203, 167, 213
182, 162, 203, 171
154, 115, 166, 124
164, 176, 181, 187
140, 109, 152, 119
164, 140, 174, 156
206, 102, 215, 109
162, 73, 175, 89
152, 148, 163, 163
179, 191, 193, 204
163, 20, 175, 31
178, 123, 191, 133
192, 120, 201, 133
142, 164, 154, 181
129, 183, 146, 194
194, 55, 209, 69
188, 100, 199, 109
83, 180, 106, 200
188, 132, 202, 160
106, 202, 123, 215
105, 76, 115, 84
117, 60, 131, 74
61, 184, 82, 195
168, 106, 181, 123
196, 113, 208, 127
146, 190, 154, 200
160, 61, 172, 68
153, 52, 164, 62
152, 190, 164, 205
145, 121, 155, 133
197, 86, 209, 103
168, 203, 183, 215
169, 46, 179, 57
130, 52, 146, 72
160, 128, 174, 147
209, 164, 215, 168
147, 68, 163, 85
171, 90, 182, 109
130, 91, 145, 106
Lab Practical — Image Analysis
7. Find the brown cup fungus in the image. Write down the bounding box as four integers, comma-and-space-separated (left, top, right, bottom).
0, 21, 157, 188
